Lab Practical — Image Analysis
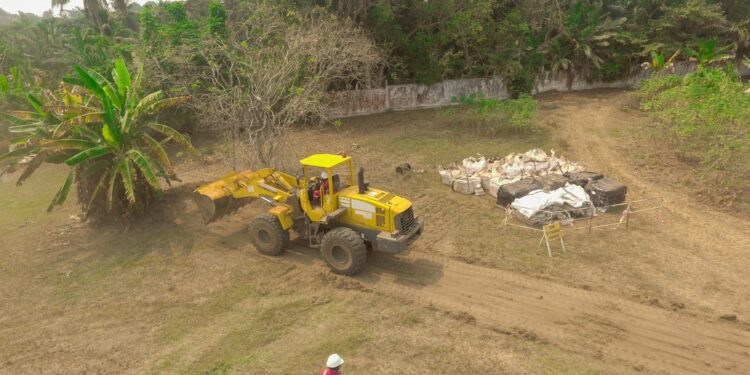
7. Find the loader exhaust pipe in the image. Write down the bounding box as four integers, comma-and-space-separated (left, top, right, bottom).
357, 167, 369, 194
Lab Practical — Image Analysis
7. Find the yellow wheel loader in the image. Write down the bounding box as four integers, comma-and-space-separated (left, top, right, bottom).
193, 153, 424, 275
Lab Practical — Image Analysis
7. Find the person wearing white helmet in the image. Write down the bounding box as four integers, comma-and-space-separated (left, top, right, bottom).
320, 353, 344, 375
312, 171, 330, 206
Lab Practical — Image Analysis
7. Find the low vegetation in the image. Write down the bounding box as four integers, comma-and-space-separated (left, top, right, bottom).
442, 94, 539, 135
635, 65, 750, 202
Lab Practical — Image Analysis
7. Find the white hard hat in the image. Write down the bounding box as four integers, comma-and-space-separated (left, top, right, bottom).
321, 171, 329, 179
326, 353, 344, 368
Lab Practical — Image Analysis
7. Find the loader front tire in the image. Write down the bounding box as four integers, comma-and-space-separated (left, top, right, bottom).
248, 214, 289, 256
320, 227, 367, 275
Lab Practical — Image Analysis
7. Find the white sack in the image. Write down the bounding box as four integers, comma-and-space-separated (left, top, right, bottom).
439, 165, 463, 186
524, 148, 548, 161
452, 176, 482, 195
480, 168, 502, 190
462, 156, 487, 175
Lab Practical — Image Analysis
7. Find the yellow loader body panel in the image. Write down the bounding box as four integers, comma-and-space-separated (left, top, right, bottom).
335, 186, 412, 233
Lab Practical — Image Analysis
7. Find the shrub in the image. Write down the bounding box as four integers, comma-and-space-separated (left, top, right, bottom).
634, 66, 750, 199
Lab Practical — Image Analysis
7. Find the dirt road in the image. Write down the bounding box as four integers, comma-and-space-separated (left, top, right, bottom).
201, 231, 740, 375
362, 252, 750, 374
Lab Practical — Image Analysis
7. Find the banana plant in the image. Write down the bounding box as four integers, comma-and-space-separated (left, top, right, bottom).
0, 58, 195, 217
684, 39, 733, 67
644, 49, 680, 71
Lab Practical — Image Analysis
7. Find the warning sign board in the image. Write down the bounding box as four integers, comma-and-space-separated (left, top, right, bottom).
543, 222, 561, 241
541, 221, 565, 257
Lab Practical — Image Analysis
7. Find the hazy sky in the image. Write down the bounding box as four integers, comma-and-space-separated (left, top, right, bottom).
0, 0, 152, 16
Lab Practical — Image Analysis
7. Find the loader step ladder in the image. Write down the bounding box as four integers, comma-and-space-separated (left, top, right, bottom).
307, 208, 347, 248
323, 208, 347, 224
308, 221, 322, 248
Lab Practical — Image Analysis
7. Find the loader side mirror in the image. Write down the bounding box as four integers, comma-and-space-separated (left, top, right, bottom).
357, 167, 369, 194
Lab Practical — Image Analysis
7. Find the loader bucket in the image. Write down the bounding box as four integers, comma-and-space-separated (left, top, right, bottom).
193, 174, 253, 225
193, 192, 252, 225
192, 168, 296, 225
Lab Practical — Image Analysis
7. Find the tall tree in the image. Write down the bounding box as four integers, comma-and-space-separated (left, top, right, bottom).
51, 0, 71, 14
83, 0, 109, 33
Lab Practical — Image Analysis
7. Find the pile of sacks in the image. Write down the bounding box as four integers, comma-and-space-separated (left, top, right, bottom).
439, 149, 628, 226
439, 149, 585, 197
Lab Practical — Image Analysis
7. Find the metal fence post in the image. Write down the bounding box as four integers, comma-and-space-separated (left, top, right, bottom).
625, 204, 631, 229
384, 80, 390, 112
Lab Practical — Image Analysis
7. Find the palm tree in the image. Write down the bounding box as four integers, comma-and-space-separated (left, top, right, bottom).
542, 0, 626, 85
83, 0, 108, 33
51, 0, 71, 14
0, 59, 196, 218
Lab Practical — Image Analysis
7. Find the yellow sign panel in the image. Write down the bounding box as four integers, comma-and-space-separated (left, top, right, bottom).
543, 222, 562, 241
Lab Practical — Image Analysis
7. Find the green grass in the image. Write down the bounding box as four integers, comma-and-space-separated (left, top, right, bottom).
443, 94, 540, 134
0, 165, 69, 232
383, 132, 550, 167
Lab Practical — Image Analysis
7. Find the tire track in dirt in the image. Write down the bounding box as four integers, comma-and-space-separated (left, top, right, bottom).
407, 191, 458, 248
545, 90, 750, 315
197, 206, 750, 375
351, 251, 750, 375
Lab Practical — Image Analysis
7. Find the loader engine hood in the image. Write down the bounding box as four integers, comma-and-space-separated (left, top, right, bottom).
337, 186, 414, 233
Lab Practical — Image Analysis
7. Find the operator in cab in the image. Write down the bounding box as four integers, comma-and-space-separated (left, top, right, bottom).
312, 171, 330, 206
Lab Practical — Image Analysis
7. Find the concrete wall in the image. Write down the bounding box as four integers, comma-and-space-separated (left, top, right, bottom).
330, 62, 750, 117
328, 78, 508, 117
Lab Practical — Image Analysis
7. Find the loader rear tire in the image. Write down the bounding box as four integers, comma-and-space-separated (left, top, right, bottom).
320, 227, 367, 275
248, 214, 289, 256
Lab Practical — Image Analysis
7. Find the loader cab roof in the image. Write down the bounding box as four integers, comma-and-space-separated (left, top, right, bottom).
300, 154, 351, 169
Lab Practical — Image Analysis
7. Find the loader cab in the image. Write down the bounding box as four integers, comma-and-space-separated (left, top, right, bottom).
299, 154, 355, 221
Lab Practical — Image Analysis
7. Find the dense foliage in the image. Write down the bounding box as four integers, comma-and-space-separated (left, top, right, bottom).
357, 0, 749, 92
635, 65, 750, 202
1, 0, 749, 97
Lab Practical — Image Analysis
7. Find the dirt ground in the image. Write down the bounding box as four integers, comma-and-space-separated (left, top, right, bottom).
2, 89, 749, 374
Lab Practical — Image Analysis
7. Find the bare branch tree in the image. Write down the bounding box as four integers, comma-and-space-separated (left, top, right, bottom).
145, 3, 381, 168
